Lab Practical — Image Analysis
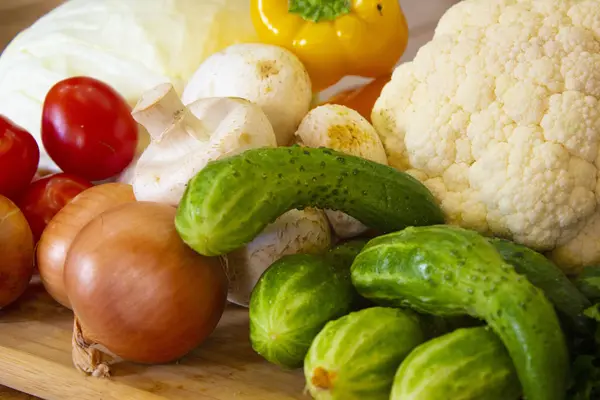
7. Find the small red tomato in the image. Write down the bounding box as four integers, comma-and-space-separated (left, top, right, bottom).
18, 173, 93, 242
42, 76, 138, 181
0, 116, 40, 200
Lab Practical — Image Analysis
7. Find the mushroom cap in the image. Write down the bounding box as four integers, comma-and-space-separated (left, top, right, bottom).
133, 95, 277, 205
181, 43, 312, 146
295, 104, 389, 238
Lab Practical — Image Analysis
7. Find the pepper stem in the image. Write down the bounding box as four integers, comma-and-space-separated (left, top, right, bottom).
289, 0, 351, 23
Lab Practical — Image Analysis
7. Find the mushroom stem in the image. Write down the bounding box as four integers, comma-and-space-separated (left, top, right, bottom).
131, 83, 207, 142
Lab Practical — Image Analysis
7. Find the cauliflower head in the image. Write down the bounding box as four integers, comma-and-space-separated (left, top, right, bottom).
373, 0, 600, 274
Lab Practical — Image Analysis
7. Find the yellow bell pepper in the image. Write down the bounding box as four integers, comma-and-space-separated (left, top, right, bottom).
250, 0, 409, 92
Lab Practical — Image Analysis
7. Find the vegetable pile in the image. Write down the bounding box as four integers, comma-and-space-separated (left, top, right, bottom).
2, 0, 600, 399
0, 0, 259, 172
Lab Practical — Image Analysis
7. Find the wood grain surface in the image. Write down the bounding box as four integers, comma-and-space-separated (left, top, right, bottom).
0, 386, 39, 400
0, 282, 306, 400
0, 1, 459, 399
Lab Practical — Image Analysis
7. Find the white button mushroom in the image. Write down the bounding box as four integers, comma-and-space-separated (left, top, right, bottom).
224, 208, 332, 307
294, 104, 389, 238
130, 83, 278, 205
181, 43, 313, 146
131, 84, 332, 307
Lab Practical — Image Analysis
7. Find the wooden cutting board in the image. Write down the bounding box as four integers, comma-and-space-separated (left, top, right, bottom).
0, 1, 461, 398
0, 281, 306, 400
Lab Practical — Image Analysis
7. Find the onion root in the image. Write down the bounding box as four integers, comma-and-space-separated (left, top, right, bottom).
71, 317, 122, 378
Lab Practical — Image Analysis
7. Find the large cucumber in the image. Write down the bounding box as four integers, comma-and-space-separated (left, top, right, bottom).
304, 307, 424, 400
175, 146, 444, 256
391, 327, 521, 400
350, 225, 568, 400
490, 238, 591, 331
249, 242, 364, 369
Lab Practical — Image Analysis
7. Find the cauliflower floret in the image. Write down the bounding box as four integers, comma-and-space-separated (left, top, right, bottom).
373, 0, 600, 274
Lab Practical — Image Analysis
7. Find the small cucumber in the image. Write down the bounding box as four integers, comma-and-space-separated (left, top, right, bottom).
249, 242, 364, 369
175, 146, 444, 256
350, 225, 568, 400
574, 266, 600, 301
304, 307, 424, 400
490, 238, 591, 331
391, 327, 521, 400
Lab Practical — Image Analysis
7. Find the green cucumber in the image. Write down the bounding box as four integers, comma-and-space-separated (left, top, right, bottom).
249, 242, 364, 369
304, 307, 424, 400
350, 225, 568, 400
391, 327, 521, 400
490, 238, 591, 331
574, 266, 600, 301
175, 146, 445, 256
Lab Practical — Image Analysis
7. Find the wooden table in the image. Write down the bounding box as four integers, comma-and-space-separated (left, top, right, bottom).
0, 1, 459, 398
0, 0, 63, 51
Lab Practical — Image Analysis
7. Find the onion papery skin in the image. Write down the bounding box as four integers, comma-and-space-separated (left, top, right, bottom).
37, 182, 136, 309
64, 201, 228, 364
0, 195, 35, 308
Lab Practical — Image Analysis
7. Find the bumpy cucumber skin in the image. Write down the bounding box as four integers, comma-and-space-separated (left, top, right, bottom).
574, 266, 600, 301
304, 307, 424, 400
490, 238, 591, 331
391, 327, 521, 400
175, 146, 445, 256
249, 253, 356, 369
350, 225, 568, 400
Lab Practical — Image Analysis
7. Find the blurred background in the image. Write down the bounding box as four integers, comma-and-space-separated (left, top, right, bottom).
0, 0, 460, 59
0, 0, 459, 399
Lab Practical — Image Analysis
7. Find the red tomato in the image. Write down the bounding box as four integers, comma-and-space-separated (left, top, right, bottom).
0, 116, 40, 200
42, 76, 138, 181
18, 173, 93, 242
